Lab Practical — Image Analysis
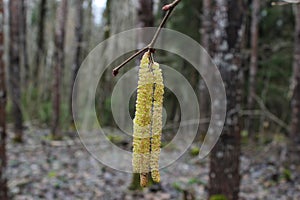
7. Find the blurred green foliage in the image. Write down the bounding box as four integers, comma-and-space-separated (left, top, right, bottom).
210, 194, 228, 200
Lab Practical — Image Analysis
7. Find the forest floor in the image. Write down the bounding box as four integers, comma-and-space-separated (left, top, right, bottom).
6, 126, 300, 200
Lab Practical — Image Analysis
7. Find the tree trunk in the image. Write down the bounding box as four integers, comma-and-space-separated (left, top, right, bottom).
247, 0, 260, 137
20, 0, 29, 85
137, 0, 154, 49
0, 0, 8, 198
208, 1, 244, 200
199, 0, 211, 135
34, 0, 47, 86
83, 0, 92, 53
52, 0, 68, 139
9, 0, 23, 142
291, 5, 300, 143
70, 0, 83, 127
137, 0, 154, 28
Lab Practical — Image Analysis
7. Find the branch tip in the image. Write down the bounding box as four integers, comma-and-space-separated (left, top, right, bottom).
112, 70, 118, 76
162, 0, 181, 11
162, 5, 171, 11
112, 0, 181, 76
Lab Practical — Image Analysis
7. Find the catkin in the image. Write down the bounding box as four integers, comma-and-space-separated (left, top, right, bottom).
150, 62, 164, 183
132, 52, 164, 187
133, 52, 152, 176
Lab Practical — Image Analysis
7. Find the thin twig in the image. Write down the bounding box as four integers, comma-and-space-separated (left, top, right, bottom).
112, 0, 181, 76
240, 95, 289, 131
148, 0, 181, 49
112, 47, 148, 76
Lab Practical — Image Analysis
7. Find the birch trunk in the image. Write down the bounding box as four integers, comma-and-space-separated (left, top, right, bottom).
208, 1, 244, 199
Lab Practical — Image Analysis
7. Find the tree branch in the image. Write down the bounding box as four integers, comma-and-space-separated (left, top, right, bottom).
240, 95, 289, 132
112, 0, 181, 76
272, 0, 300, 6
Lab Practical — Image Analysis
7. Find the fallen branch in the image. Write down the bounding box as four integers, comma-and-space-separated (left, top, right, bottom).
240, 95, 289, 131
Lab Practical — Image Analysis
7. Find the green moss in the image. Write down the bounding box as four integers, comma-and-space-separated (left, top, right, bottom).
281, 168, 292, 181
172, 181, 183, 192
47, 171, 57, 178
188, 178, 206, 185
189, 146, 200, 157
210, 194, 228, 200
107, 134, 123, 145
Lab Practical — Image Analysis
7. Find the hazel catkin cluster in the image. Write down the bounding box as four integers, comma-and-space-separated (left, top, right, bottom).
132, 52, 164, 187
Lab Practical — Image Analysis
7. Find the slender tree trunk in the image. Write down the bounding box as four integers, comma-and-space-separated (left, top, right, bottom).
70, 0, 83, 127
0, 0, 8, 198
201, 0, 211, 55
208, 1, 244, 199
20, 0, 29, 85
9, 0, 23, 142
137, 0, 154, 28
247, 0, 260, 137
83, 0, 93, 54
103, 0, 111, 39
52, 0, 68, 139
137, 0, 154, 49
199, 0, 211, 134
34, 0, 47, 86
291, 5, 300, 143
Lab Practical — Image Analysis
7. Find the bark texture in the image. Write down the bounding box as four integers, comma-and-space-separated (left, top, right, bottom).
20, 0, 29, 84
208, 1, 244, 199
34, 0, 47, 86
70, 0, 84, 126
291, 5, 300, 143
52, 0, 68, 138
9, 0, 23, 142
199, 0, 212, 134
0, 0, 8, 198
247, 0, 260, 137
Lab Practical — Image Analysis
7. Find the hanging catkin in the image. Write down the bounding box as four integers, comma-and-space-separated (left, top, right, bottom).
132, 52, 153, 187
132, 51, 164, 187
150, 62, 164, 183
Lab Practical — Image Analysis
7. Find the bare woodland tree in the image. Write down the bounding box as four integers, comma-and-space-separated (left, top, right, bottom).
291, 4, 300, 143
34, 0, 47, 86
9, 0, 23, 142
70, 0, 84, 126
137, 0, 154, 28
20, 0, 29, 84
247, 0, 260, 137
199, 0, 211, 134
209, 1, 244, 199
83, 0, 93, 55
0, 0, 8, 198
52, 0, 68, 139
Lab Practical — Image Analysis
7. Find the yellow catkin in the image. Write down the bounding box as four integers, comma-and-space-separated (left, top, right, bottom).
132, 52, 164, 186
132, 52, 153, 185
140, 173, 148, 187
150, 62, 164, 183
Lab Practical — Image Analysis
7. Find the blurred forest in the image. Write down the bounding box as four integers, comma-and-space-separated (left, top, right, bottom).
0, 0, 300, 199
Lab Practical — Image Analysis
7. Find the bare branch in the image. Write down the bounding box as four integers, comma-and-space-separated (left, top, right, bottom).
272, 0, 300, 6
112, 0, 181, 76
240, 95, 289, 131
